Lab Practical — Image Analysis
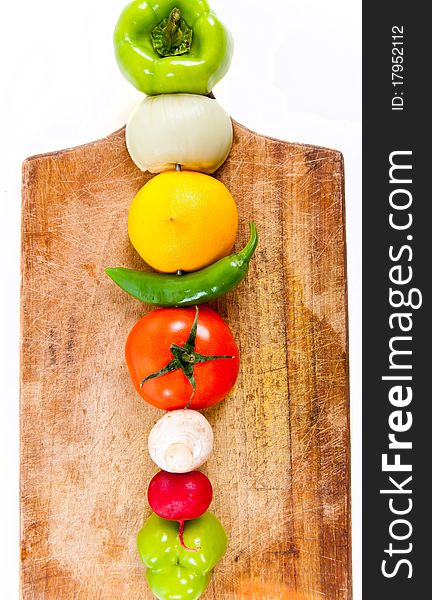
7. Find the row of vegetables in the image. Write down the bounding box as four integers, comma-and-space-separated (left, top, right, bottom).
109, 2, 258, 599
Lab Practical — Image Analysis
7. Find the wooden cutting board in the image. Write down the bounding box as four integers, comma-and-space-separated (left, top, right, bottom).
21, 122, 351, 600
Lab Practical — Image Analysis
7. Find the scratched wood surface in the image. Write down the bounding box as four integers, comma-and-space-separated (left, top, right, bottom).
21, 122, 351, 599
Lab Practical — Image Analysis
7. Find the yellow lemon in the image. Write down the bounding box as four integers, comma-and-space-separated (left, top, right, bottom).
128, 170, 238, 273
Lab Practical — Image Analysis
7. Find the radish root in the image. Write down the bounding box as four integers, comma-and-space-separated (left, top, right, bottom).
178, 520, 200, 552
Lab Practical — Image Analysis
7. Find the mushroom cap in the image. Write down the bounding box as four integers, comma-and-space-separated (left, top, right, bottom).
148, 410, 214, 473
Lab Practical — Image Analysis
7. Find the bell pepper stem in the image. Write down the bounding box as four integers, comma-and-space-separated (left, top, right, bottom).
151, 7, 193, 57
166, 8, 181, 31
161, 8, 181, 53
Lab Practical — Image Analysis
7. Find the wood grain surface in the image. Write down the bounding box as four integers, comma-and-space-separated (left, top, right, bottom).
21, 123, 351, 599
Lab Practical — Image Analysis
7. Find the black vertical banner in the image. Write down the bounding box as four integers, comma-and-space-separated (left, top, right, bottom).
363, 4, 429, 598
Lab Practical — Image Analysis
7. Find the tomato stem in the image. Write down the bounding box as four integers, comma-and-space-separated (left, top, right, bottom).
140, 307, 235, 403
184, 388, 195, 410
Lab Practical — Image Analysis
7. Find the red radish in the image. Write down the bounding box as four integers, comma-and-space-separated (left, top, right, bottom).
148, 470, 213, 552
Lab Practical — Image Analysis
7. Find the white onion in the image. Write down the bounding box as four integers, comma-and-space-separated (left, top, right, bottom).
126, 94, 233, 174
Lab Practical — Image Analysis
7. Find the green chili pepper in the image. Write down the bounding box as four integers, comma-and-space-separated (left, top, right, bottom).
137, 512, 228, 600
114, 0, 234, 96
105, 222, 258, 307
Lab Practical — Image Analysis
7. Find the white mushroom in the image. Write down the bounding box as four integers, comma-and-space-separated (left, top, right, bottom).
148, 410, 213, 473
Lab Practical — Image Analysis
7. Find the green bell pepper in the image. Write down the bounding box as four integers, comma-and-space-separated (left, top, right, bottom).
137, 512, 228, 600
114, 0, 233, 96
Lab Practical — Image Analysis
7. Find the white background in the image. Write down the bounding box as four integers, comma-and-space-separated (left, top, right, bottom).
0, 0, 361, 596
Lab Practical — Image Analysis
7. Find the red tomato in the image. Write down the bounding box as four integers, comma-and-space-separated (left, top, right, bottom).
125, 306, 240, 410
